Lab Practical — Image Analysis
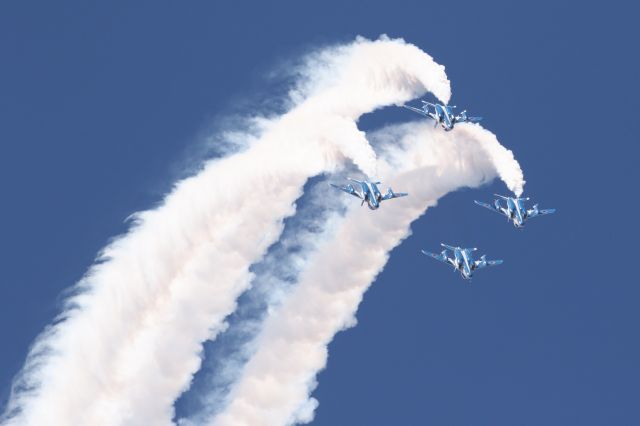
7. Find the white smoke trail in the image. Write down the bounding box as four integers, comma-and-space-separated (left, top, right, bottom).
1, 37, 451, 426
209, 121, 525, 426
175, 181, 348, 425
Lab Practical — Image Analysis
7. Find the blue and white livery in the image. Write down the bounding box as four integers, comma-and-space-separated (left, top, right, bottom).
422, 244, 503, 280
402, 100, 482, 131
474, 194, 556, 228
330, 178, 408, 210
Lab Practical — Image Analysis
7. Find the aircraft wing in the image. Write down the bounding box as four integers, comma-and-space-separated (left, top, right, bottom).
381, 189, 408, 201
474, 200, 505, 216
455, 110, 482, 124
474, 257, 503, 269
493, 194, 511, 200
421, 250, 449, 264
526, 206, 556, 218
402, 104, 430, 117
329, 183, 363, 199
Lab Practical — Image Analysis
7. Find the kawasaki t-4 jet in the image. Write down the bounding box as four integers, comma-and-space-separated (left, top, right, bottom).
422, 244, 503, 280
403, 100, 482, 131
330, 178, 407, 210
474, 194, 556, 228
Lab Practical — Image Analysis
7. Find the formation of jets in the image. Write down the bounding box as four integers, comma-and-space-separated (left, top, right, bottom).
328, 99, 556, 282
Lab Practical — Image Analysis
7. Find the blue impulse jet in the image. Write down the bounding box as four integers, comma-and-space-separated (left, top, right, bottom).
474, 194, 556, 228
330, 178, 408, 210
402, 100, 482, 131
422, 244, 503, 280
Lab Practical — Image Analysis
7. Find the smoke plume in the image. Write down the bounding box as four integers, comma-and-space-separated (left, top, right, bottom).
2, 37, 451, 426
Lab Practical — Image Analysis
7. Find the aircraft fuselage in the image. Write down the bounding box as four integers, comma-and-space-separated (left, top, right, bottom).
362, 181, 383, 210
502, 197, 527, 228
452, 248, 474, 279
433, 103, 455, 131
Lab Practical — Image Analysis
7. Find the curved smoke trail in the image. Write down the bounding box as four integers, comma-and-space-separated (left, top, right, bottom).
1, 37, 450, 426
208, 121, 525, 426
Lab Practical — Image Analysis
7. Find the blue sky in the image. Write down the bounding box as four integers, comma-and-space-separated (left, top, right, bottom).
1, 1, 639, 425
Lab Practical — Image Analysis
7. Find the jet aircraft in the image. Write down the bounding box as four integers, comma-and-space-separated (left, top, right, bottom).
422, 244, 503, 280
474, 194, 556, 228
329, 178, 407, 210
402, 100, 482, 131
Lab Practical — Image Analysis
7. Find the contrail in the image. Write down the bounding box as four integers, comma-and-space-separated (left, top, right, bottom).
1, 36, 451, 426
209, 121, 525, 426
